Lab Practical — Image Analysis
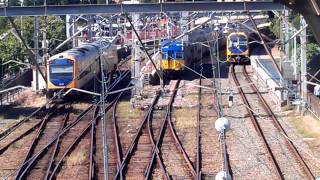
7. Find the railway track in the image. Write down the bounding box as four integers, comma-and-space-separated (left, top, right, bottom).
16, 104, 70, 179
231, 64, 314, 179
110, 79, 202, 179
197, 77, 222, 178
0, 103, 104, 179
147, 80, 196, 179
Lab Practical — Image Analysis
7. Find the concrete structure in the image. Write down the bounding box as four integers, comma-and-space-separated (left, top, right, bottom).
31, 66, 46, 91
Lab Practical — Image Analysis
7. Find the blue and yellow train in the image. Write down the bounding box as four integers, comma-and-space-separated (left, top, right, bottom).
159, 39, 185, 71
47, 40, 118, 97
159, 28, 214, 75
226, 32, 250, 64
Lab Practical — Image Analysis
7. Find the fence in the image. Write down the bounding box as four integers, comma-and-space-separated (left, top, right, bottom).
0, 86, 26, 106
307, 92, 320, 119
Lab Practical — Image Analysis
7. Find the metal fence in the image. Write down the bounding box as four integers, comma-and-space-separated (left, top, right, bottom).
0, 86, 26, 106
307, 92, 320, 118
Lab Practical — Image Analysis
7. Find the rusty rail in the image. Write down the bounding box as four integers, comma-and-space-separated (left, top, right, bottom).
113, 92, 161, 180
167, 80, 197, 179
144, 80, 183, 180
230, 64, 284, 179
15, 106, 58, 179
48, 106, 100, 179
144, 104, 170, 180
44, 112, 69, 179
242, 65, 314, 180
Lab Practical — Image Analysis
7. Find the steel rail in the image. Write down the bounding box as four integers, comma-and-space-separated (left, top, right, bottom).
0, 59, 127, 143
113, 93, 161, 180
167, 80, 197, 179
230, 64, 284, 180
0, 104, 46, 141
144, 107, 170, 180
242, 65, 314, 180
0, 119, 43, 155
111, 92, 128, 180
49, 106, 100, 179
48, 116, 98, 179
89, 107, 99, 180
16, 106, 70, 180
44, 112, 69, 179
15, 106, 57, 179
6, 105, 94, 179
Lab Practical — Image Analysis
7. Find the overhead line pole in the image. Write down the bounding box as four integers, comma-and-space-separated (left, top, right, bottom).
34, 16, 39, 91
124, 13, 162, 84
99, 54, 109, 180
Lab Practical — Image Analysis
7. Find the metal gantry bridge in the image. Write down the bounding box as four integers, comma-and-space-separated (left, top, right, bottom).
0, 2, 285, 16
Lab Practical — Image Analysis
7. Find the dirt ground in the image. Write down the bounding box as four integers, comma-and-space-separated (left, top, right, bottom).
286, 110, 320, 160
0, 88, 46, 130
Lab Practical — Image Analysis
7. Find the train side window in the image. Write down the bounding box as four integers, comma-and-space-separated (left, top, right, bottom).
176, 52, 183, 59
162, 53, 168, 60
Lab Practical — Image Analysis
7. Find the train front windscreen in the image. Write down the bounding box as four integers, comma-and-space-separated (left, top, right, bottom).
49, 58, 74, 86
228, 35, 248, 54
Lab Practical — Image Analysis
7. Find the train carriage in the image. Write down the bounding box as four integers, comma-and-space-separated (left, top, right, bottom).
159, 28, 215, 77
47, 40, 118, 97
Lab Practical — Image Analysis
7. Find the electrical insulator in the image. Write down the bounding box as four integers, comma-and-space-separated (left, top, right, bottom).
215, 170, 232, 180
228, 92, 233, 108
215, 117, 230, 132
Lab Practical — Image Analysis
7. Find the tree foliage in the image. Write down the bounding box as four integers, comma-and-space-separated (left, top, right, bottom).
269, 12, 320, 62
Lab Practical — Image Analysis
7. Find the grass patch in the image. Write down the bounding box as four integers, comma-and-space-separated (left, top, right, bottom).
117, 101, 143, 119
184, 94, 198, 105
173, 108, 197, 129
66, 146, 87, 166
11, 142, 19, 149
291, 113, 320, 138
201, 95, 214, 106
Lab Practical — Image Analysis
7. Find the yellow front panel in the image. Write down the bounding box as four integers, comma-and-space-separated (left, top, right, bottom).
171, 60, 185, 71
160, 60, 170, 70
161, 60, 185, 71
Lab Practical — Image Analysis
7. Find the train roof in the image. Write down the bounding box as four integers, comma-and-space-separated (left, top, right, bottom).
49, 40, 112, 61
161, 39, 183, 52
228, 32, 247, 37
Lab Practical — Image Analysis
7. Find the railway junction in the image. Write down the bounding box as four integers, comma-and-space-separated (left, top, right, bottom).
1, 0, 320, 179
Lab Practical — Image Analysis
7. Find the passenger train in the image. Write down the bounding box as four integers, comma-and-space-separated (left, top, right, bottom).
47, 40, 118, 97
159, 28, 215, 75
226, 32, 250, 64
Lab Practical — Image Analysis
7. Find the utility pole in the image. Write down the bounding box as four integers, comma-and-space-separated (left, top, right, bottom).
43, 15, 48, 92
284, 10, 290, 62
34, 16, 39, 91
131, 12, 142, 107
66, 15, 78, 47
300, 16, 307, 104
74, 16, 78, 46
293, 27, 297, 80
100, 54, 108, 180
66, 15, 71, 43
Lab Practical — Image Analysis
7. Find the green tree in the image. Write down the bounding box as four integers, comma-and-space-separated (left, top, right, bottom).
0, 17, 9, 34
8, 0, 21, 6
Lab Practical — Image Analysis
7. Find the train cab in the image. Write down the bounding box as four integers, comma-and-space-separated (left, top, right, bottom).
226, 32, 250, 64
160, 39, 185, 72
48, 58, 75, 88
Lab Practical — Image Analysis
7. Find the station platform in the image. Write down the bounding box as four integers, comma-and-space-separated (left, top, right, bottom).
250, 55, 282, 105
